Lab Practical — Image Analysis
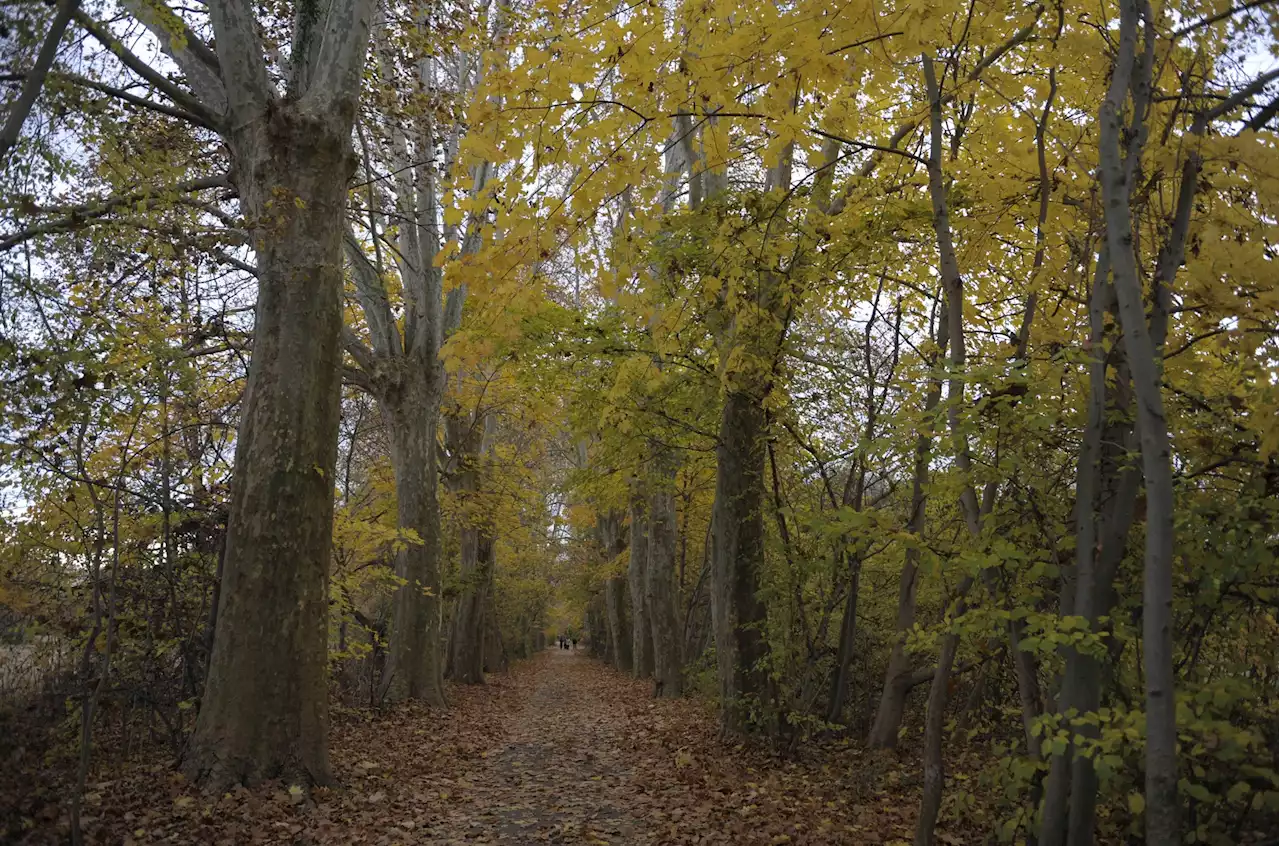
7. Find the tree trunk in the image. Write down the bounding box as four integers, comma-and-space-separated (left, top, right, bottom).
647, 463, 682, 697
183, 102, 354, 789
915, 55, 984, 845
709, 390, 771, 734
1040, 254, 1141, 846
452, 524, 492, 684
628, 489, 655, 678
914, 610, 966, 846
446, 405, 493, 685
869, 288, 949, 748
0, 0, 79, 160
482, 586, 506, 673
588, 593, 608, 660
826, 550, 862, 724
381, 377, 447, 705
1096, 6, 1179, 839
604, 577, 632, 673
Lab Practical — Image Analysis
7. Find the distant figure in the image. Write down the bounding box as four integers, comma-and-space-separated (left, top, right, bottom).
570, 638, 577, 650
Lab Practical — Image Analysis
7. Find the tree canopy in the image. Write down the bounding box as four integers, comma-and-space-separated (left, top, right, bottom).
0, 0, 1276, 842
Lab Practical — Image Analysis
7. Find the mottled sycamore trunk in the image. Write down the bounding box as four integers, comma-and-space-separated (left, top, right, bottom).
605, 577, 631, 673
709, 391, 771, 734
453, 524, 493, 684
647, 457, 682, 697
382, 376, 446, 705
628, 490, 654, 678
446, 407, 494, 685
184, 102, 352, 788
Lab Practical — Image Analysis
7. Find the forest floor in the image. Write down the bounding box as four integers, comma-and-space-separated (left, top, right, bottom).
22, 649, 934, 845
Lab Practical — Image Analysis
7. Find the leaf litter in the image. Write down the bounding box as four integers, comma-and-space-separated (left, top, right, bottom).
20, 650, 931, 844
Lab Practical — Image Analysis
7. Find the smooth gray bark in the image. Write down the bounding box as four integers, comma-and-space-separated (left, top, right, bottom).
629, 488, 655, 678
605, 576, 632, 673
915, 54, 990, 846
646, 453, 683, 697
1096, 5, 1178, 840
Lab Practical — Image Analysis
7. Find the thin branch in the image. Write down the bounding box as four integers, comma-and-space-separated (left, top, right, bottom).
0, 175, 230, 252
1171, 0, 1276, 38
52, 71, 215, 128
74, 11, 223, 128
0, 0, 80, 159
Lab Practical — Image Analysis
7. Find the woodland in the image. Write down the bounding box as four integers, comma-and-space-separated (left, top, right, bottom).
0, 0, 1276, 843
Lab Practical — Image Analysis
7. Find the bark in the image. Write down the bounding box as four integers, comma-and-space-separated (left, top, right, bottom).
824, 540, 865, 721
1097, 5, 1178, 840
381, 379, 447, 704
709, 390, 772, 734
448, 413, 493, 686
647, 450, 683, 697
915, 54, 986, 846
184, 98, 362, 789
161, 0, 373, 789
604, 577, 632, 673
1039, 253, 1141, 846
826, 550, 862, 724
451, 526, 492, 683
628, 489, 655, 678
914, 598, 968, 846
587, 595, 608, 660
482, 588, 506, 673
704, 104, 805, 735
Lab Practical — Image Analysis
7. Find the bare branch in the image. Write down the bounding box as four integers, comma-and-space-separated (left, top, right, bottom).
1171, 0, 1276, 38
119, 0, 226, 114
52, 71, 216, 128
0, 0, 80, 160
74, 11, 223, 129
0, 175, 230, 252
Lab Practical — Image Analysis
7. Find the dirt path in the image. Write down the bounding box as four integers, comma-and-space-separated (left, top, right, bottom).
56, 650, 919, 845
427, 648, 646, 843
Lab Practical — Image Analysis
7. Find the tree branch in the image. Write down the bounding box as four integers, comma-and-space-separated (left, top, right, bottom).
52, 71, 216, 128
74, 11, 223, 129
1, 175, 230, 252
0, 0, 80, 159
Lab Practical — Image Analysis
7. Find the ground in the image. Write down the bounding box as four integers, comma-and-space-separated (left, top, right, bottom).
26, 650, 925, 845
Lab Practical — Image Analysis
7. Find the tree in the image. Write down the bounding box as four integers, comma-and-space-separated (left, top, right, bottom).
79, 0, 381, 788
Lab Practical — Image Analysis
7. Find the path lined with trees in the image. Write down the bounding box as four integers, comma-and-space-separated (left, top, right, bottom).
0, 0, 1276, 843
15, 650, 922, 845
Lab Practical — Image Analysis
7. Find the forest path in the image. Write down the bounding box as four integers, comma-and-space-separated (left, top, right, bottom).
425, 647, 649, 843
65, 649, 920, 845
